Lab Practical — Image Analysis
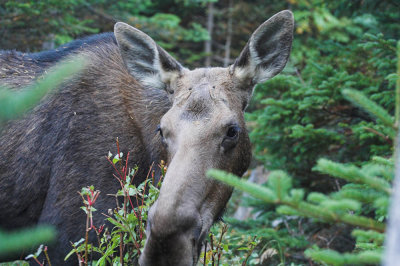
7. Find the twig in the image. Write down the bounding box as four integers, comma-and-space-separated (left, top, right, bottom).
44, 246, 52, 266
295, 67, 306, 86
32, 257, 43, 266
363, 126, 392, 144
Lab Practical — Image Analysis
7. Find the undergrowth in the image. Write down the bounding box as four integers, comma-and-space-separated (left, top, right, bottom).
22, 139, 258, 266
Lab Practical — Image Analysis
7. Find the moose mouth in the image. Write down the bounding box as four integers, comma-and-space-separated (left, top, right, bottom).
139, 205, 209, 266
139, 196, 209, 266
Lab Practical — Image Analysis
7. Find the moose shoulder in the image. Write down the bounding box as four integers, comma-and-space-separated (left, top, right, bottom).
0, 10, 293, 265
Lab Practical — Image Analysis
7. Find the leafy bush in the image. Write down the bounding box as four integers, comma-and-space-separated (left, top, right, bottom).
64, 143, 164, 265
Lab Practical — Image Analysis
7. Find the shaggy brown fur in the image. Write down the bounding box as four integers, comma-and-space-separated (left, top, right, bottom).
0, 34, 169, 264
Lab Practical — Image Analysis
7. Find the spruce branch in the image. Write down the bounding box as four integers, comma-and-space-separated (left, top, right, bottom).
314, 159, 392, 195
281, 201, 385, 233
207, 169, 277, 203
305, 248, 382, 266
208, 169, 386, 232
372, 156, 394, 168
352, 229, 385, 245
0, 226, 56, 256
0, 55, 87, 124
342, 89, 396, 136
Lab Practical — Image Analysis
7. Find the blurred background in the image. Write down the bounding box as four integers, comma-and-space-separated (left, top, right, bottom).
1, 0, 399, 265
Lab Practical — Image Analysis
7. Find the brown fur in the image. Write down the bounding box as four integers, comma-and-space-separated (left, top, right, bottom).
0, 39, 169, 264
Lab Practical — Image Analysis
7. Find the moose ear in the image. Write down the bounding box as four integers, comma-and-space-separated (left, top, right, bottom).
114, 22, 183, 91
232, 10, 294, 85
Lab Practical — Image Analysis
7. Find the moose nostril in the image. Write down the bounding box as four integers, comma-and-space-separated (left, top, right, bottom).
193, 223, 202, 241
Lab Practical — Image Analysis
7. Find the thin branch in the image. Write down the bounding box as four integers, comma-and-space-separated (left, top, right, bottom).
363, 127, 392, 145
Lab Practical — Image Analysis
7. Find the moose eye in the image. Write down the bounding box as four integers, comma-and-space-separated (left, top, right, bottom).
226, 125, 240, 139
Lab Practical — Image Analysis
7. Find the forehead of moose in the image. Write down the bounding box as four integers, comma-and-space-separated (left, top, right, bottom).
174, 68, 237, 120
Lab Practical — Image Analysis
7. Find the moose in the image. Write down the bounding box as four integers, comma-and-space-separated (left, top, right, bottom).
0, 10, 294, 265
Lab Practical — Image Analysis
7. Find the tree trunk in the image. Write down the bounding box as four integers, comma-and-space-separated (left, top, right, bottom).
204, 2, 214, 67
384, 130, 400, 265
223, 0, 233, 67
384, 41, 400, 266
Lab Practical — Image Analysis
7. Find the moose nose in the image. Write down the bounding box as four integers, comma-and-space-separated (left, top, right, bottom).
150, 203, 202, 238
140, 204, 203, 266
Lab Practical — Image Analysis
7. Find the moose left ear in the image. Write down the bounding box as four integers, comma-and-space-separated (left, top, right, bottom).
232, 10, 294, 85
114, 22, 183, 92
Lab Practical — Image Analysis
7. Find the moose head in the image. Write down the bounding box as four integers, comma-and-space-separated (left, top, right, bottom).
114, 10, 294, 265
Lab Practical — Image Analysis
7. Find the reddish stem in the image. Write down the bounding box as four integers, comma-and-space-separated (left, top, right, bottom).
106, 156, 124, 180
128, 193, 140, 222
33, 257, 43, 266
125, 152, 130, 180
116, 138, 120, 159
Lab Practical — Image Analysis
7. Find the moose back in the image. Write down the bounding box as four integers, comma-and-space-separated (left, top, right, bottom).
0, 11, 294, 265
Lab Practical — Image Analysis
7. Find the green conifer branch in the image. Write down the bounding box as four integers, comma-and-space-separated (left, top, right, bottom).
342, 89, 395, 136
314, 159, 392, 194
305, 248, 382, 266
352, 229, 385, 245
287, 201, 385, 232
372, 156, 394, 168
0, 226, 56, 256
207, 169, 277, 203
208, 169, 386, 232
0, 55, 87, 124
332, 186, 382, 203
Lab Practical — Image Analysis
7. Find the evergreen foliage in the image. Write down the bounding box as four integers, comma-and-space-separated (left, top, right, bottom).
247, 23, 397, 186
208, 35, 399, 266
0, 227, 55, 258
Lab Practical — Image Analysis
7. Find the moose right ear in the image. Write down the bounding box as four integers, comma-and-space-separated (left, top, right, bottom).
114, 22, 183, 92
232, 10, 294, 86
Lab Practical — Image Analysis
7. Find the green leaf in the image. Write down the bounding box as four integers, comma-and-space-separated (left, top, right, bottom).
80, 206, 88, 214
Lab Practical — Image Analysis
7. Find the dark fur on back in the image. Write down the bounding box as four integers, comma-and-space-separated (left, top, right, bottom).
29, 33, 117, 64
0, 33, 168, 264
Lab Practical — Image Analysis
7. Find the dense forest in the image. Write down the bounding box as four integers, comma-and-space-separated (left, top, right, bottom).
1, 0, 399, 265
